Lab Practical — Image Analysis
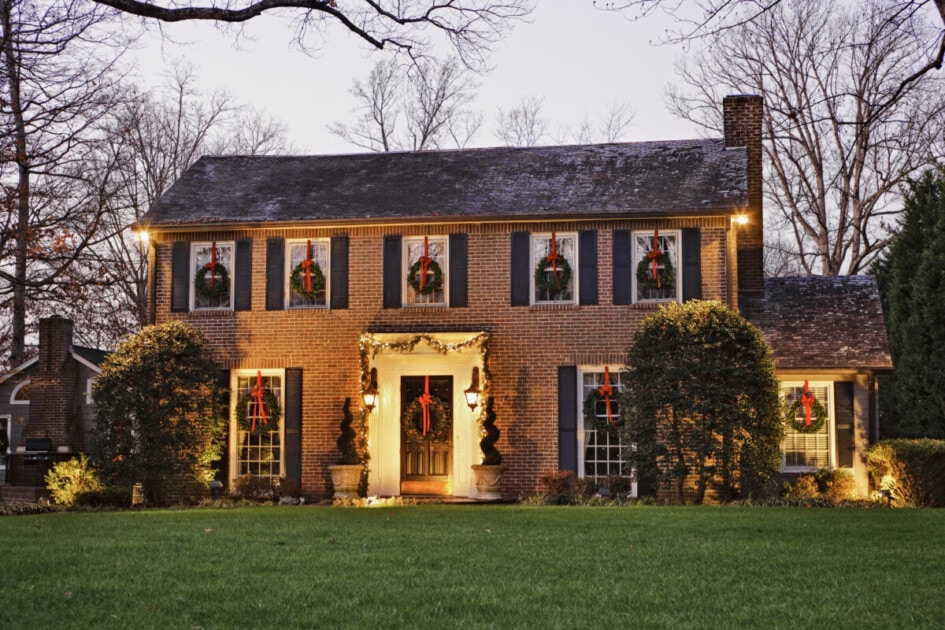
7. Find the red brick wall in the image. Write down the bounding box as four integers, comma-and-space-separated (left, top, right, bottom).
152, 218, 731, 499
723, 95, 764, 299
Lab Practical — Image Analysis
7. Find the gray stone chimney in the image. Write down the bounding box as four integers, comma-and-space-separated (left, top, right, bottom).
22, 316, 82, 450
723, 94, 764, 300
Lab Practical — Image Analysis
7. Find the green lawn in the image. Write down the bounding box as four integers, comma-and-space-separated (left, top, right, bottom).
1, 504, 943, 628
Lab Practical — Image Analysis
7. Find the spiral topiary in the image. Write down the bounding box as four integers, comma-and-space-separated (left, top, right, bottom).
337, 397, 359, 465
479, 397, 502, 465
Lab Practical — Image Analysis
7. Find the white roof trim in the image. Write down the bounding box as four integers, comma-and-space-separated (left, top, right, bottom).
0, 356, 38, 385
70, 351, 103, 374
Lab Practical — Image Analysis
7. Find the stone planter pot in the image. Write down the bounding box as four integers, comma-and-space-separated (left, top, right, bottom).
328, 464, 362, 498
471, 464, 506, 501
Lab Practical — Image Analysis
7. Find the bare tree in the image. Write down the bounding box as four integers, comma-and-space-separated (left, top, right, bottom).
329, 57, 482, 152
495, 96, 548, 146
92, 0, 533, 70
666, 0, 945, 275
556, 101, 635, 145
601, 0, 945, 119
0, 0, 128, 364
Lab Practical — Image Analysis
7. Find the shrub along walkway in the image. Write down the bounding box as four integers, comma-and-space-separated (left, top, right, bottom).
1, 504, 943, 628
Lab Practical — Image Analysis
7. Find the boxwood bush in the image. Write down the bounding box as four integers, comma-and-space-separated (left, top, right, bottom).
867, 439, 945, 507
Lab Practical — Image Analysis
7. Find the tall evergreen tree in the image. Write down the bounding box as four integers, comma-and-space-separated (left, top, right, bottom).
874, 170, 945, 438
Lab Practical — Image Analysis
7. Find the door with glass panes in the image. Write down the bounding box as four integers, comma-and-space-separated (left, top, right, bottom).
400, 375, 452, 495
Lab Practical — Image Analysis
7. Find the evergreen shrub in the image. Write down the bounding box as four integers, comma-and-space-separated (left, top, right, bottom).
867, 439, 945, 507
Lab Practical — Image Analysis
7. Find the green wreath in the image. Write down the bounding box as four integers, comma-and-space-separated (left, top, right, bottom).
401, 395, 452, 443
290, 261, 326, 299
235, 389, 283, 436
783, 397, 827, 434
636, 251, 675, 292
194, 263, 230, 300
583, 390, 622, 438
534, 255, 572, 293
407, 258, 444, 296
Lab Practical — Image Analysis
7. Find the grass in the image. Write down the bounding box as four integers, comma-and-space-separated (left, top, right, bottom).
1, 504, 944, 629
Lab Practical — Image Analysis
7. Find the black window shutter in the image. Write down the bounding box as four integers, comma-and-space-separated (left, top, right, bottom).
558, 366, 578, 474
612, 230, 631, 305
449, 233, 468, 308
510, 231, 531, 307
234, 239, 252, 311
835, 381, 855, 468
383, 235, 402, 309
284, 368, 303, 487
330, 236, 349, 310
170, 241, 190, 313
579, 230, 598, 305
265, 238, 284, 311
213, 369, 231, 483
682, 228, 702, 302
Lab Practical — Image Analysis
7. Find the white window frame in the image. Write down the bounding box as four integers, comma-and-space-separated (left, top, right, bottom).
402, 235, 449, 307
577, 366, 636, 496
631, 229, 682, 304
190, 241, 235, 311
780, 380, 836, 473
10, 380, 30, 405
284, 238, 331, 309
85, 378, 94, 405
531, 232, 578, 305
229, 369, 286, 482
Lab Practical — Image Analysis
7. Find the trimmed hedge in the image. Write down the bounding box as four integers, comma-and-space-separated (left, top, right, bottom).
867, 439, 945, 507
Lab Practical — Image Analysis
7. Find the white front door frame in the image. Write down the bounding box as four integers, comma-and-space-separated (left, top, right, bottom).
364, 333, 487, 498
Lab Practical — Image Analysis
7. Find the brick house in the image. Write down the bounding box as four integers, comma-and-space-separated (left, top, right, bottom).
138, 94, 890, 500
0, 317, 106, 497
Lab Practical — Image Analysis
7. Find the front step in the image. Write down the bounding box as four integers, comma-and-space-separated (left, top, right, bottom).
0, 486, 47, 503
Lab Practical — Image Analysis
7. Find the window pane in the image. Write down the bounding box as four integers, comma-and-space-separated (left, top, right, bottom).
288, 241, 329, 307
534, 234, 575, 303
236, 374, 284, 481
781, 384, 830, 470
581, 370, 627, 480
405, 237, 447, 305
634, 232, 677, 302
193, 243, 232, 309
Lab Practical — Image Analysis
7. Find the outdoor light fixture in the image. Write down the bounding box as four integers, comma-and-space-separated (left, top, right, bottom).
732, 214, 749, 226
362, 368, 379, 411
464, 366, 481, 411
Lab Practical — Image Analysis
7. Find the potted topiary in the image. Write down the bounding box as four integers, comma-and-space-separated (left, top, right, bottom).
471, 397, 505, 500
328, 398, 362, 498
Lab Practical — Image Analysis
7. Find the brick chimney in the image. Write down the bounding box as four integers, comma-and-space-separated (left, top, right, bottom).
723, 94, 764, 299
23, 316, 82, 450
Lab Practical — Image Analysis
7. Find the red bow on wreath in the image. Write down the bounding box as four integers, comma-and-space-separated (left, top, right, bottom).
800, 380, 815, 427
418, 237, 433, 292
299, 240, 315, 293
547, 232, 562, 290
205, 241, 219, 290
418, 375, 433, 436
648, 230, 662, 289
250, 370, 268, 432
599, 366, 615, 427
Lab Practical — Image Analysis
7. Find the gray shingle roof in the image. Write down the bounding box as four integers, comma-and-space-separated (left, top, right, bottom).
742, 276, 892, 371
71, 345, 108, 367
144, 140, 748, 226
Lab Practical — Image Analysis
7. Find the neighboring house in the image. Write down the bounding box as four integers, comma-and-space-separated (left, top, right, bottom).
0, 317, 106, 494
139, 94, 890, 500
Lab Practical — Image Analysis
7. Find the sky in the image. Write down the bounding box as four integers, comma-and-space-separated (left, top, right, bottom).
127, 1, 703, 154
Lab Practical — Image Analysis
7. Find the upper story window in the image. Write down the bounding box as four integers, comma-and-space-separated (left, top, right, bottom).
781, 381, 834, 472
286, 239, 330, 308
404, 236, 448, 306
191, 241, 234, 310
632, 230, 680, 303
532, 232, 576, 304
10, 380, 30, 405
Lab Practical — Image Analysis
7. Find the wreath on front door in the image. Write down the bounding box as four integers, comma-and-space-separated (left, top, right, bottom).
401, 395, 452, 443
235, 389, 283, 436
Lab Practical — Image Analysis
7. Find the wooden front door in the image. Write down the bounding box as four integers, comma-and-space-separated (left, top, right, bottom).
401, 375, 452, 496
